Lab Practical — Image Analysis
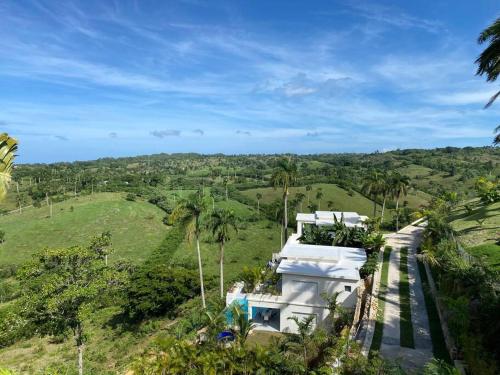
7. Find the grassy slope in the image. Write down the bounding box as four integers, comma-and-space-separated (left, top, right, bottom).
449, 201, 499, 269
0, 197, 281, 374
242, 183, 376, 216
0, 193, 168, 265
467, 243, 500, 270
450, 201, 499, 246
172, 198, 280, 285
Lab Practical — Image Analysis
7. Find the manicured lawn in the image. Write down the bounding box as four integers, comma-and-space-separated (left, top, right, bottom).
450, 201, 500, 247
416, 258, 452, 364
467, 243, 500, 270
370, 246, 392, 353
399, 247, 414, 348
0, 193, 168, 265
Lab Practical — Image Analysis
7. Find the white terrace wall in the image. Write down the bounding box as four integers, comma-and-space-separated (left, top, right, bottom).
281, 273, 358, 307
246, 274, 359, 333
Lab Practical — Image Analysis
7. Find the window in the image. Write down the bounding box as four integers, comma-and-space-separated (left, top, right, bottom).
344, 285, 352, 292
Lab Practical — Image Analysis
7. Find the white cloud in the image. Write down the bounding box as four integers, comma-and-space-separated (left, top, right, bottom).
430, 89, 498, 106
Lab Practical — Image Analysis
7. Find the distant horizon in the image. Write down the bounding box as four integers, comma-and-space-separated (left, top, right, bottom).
1, 0, 499, 163
14, 144, 497, 165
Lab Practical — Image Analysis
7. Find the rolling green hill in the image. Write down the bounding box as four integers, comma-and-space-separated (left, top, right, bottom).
241, 183, 429, 218
242, 183, 376, 215
0, 193, 168, 266
0, 194, 282, 374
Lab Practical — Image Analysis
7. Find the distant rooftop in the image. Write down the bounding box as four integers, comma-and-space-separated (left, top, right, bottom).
296, 211, 368, 227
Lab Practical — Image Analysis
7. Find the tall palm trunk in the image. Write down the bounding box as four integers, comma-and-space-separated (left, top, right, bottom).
280, 221, 283, 249
196, 231, 206, 309
381, 194, 387, 222
257, 199, 260, 214
283, 189, 289, 243
219, 241, 224, 299
395, 196, 400, 232
372, 198, 377, 218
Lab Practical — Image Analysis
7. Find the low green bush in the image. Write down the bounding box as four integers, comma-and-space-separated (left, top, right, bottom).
124, 265, 200, 321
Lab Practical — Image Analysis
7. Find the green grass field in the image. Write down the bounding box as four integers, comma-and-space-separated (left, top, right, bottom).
242, 183, 377, 216
0, 193, 168, 266
467, 243, 500, 270
396, 164, 434, 179
450, 201, 499, 248
173, 220, 280, 285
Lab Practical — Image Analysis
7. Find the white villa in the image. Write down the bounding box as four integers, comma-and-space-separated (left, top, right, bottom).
226, 211, 368, 334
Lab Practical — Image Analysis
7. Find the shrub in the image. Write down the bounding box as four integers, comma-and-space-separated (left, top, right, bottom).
240, 266, 263, 292
124, 265, 200, 321
0, 304, 31, 348
0, 230, 5, 244
125, 193, 136, 201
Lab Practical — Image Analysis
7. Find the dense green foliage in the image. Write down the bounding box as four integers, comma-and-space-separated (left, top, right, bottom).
419, 198, 500, 374
17, 244, 127, 374
124, 264, 200, 321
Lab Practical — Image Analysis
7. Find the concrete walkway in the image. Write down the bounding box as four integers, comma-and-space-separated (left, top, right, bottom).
379, 225, 433, 371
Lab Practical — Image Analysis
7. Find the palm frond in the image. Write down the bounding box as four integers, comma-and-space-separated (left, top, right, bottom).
0, 133, 18, 202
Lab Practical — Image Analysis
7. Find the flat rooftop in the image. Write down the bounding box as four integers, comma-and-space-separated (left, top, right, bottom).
277, 241, 366, 280
277, 258, 363, 280
296, 211, 368, 227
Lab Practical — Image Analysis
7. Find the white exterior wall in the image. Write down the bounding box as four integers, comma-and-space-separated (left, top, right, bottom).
281, 273, 357, 307
246, 274, 359, 333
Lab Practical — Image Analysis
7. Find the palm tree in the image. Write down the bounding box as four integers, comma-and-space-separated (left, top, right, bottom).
315, 189, 323, 210
305, 185, 312, 207
223, 177, 229, 201
476, 17, 500, 108
256, 192, 262, 214
230, 304, 255, 346
171, 190, 208, 309
296, 192, 306, 212
379, 173, 391, 222
208, 208, 238, 298
271, 157, 298, 244
391, 173, 411, 231
285, 315, 316, 370
327, 200, 335, 210
495, 125, 499, 145
0, 133, 18, 202
362, 171, 384, 218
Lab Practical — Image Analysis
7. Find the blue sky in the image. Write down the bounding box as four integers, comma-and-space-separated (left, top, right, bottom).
1, 0, 499, 163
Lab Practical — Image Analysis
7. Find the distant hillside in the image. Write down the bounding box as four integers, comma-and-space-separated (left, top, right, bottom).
0, 193, 168, 265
